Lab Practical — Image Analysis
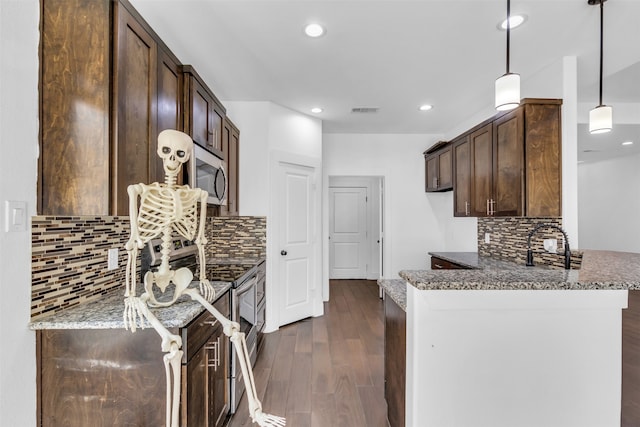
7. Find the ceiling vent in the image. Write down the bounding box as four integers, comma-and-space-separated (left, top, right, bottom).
351, 107, 379, 114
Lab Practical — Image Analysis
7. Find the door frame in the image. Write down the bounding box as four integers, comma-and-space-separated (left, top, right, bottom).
324, 176, 384, 299
266, 150, 323, 332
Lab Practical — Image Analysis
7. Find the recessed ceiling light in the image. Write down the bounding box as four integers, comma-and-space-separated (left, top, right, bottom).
419, 104, 433, 111
622, 141, 634, 146
498, 14, 527, 30
304, 23, 325, 38
311, 107, 323, 114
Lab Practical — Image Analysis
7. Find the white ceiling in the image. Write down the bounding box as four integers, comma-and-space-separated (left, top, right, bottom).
130, 0, 640, 160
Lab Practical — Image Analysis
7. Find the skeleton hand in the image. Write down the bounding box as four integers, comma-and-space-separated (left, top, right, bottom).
252, 411, 286, 427
123, 296, 145, 332
199, 279, 215, 302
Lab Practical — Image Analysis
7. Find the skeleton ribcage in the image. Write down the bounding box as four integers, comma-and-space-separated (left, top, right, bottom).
137, 185, 203, 244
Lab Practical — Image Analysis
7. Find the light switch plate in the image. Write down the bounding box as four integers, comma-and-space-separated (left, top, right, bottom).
5, 200, 27, 232
108, 248, 119, 270
484, 232, 491, 244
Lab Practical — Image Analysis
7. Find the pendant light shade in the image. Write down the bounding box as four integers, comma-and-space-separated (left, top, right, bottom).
495, 72, 520, 111
495, 0, 520, 111
588, 0, 612, 134
589, 105, 613, 134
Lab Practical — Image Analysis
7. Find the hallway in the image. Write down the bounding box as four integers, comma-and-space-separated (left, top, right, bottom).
228, 279, 387, 426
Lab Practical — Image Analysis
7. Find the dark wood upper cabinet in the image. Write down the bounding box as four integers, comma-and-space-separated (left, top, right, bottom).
452, 99, 561, 218
40, 0, 183, 216
470, 124, 493, 216
453, 136, 471, 216
182, 65, 226, 159
424, 142, 453, 192
221, 117, 240, 216
493, 108, 524, 216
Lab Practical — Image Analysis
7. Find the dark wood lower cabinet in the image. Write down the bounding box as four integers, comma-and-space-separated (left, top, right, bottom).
622, 290, 640, 426
384, 293, 406, 427
37, 292, 230, 427
430, 256, 470, 270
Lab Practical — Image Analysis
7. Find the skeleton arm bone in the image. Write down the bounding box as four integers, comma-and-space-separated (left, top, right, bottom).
125, 184, 146, 298
194, 189, 214, 301
183, 289, 286, 426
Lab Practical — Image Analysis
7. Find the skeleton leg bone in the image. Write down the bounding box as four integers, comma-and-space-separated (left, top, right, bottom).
184, 288, 286, 426
128, 296, 183, 427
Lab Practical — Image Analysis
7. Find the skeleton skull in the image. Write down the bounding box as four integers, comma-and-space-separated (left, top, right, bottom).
157, 129, 193, 176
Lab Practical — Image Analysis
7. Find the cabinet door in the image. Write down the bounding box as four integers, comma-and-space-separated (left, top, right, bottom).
190, 77, 215, 151
40, 0, 111, 215
210, 323, 229, 427
425, 155, 438, 191
453, 137, 471, 216
155, 47, 182, 183
114, 3, 157, 215
493, 108, 524, 216
438, 148, 453, 189
470, 124, 493, 216
183, 344, 208, 427
228, 125, 240, 215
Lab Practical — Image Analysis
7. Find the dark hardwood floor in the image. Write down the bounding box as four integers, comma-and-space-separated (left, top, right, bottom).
228, 279, 387, 427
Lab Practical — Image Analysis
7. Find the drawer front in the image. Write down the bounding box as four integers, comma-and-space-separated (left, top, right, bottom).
182, 291, 230, 362
430, 256, 468, 270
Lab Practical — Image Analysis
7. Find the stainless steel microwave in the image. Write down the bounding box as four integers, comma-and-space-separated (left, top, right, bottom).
189, 144, 227, 206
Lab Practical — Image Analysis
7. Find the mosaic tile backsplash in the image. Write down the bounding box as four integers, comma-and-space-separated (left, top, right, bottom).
205, 216, 266, 259
31, 215, 267, 319
31, 216, 131, 319
478, 217, 583, 270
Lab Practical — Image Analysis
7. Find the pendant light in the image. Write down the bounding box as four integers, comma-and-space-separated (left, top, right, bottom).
588, 0, 612, 134
495, 0, 520, 111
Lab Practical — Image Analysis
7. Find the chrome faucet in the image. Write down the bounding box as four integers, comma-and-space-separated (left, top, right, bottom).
526, 223, 571, 269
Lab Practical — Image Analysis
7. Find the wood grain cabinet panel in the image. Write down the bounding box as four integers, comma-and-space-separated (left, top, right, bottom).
470, 123, 493, 216
221, 117, 240, 216
492, 108, 524, 216
39, 0, 183, 216
384, 293, 406, 427
453, 136, 471, 216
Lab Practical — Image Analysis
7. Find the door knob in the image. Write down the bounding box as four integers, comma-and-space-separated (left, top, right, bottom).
280, 250, 287, 256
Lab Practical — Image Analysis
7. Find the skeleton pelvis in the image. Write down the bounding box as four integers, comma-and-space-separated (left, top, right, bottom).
144, 267, 194, 307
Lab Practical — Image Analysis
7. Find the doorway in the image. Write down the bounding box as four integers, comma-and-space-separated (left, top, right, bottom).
328, 176, 384, 280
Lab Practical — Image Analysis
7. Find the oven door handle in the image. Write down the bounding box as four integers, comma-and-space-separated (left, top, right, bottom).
235, 276, 257, 297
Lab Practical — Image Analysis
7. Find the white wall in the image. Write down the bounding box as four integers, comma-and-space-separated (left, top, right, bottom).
224, 101, 323, 331
0, 1, 39, 425
323, 134, 477, 284
578, 152, 640, 252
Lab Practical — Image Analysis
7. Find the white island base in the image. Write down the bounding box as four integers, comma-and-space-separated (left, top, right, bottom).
406, 286, 628, 427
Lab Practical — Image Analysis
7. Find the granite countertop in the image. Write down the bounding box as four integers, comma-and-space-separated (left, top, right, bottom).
400, 250, 640, 291
29, 281, 232, 330
378, 279, 407, 311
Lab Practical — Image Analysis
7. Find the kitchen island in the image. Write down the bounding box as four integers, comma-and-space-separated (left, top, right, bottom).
395, 250, 640, 427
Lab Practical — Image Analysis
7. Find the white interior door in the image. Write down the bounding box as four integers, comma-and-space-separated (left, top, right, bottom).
329, 187, 368, 279
278, 161, 316, 326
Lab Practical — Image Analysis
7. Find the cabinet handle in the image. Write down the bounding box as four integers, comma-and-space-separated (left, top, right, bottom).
434, 264, 443, 269
490, 199, 495, 215
434, 177, 439, 188
486, 199, 490, 215
465, 201, 469, 216
204, 319, 218, 327
205, 339, 220, 370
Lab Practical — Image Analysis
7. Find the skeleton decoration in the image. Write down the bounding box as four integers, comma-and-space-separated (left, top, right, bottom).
123, 129, 285, 427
